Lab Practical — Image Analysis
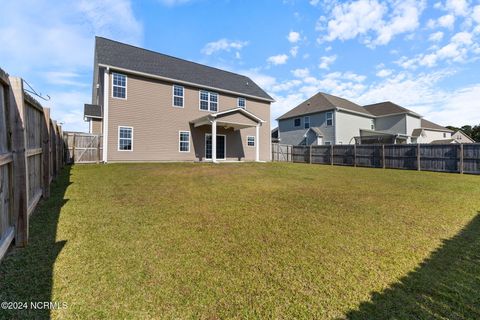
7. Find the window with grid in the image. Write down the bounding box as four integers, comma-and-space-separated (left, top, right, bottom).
118, 127, 132, 151
304, 116, 310, 129
112, 73, 126, 99
200, 90, 218, 111
173, 85, 184, 107
326, 112, 333, 126
238, 97, 246, 109
247, 136, 255, 147
179, 131, 190, 152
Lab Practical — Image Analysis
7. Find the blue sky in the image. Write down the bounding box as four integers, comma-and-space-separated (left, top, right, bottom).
1, 0, 479, 131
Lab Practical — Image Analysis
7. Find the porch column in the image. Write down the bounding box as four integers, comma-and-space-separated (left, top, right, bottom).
255, 123, 260, 162
212, 119, 217, 163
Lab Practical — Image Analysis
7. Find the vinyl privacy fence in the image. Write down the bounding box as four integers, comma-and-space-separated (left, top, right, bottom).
272, 143, 480, 174
0, 68, 66, 261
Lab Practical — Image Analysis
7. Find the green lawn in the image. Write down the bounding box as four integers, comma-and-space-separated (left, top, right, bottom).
1, 163, 480, 319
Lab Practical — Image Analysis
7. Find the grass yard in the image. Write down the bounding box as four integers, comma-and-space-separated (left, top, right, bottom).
1, 163, 480, 319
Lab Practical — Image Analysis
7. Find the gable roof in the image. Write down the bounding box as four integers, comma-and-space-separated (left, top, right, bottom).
363, 101, 420, 117
84, 104, 102, 118
421, 119, 453, 132
452, 130, 475, 142
277, 92, 372, 120
95, 37, 273, 102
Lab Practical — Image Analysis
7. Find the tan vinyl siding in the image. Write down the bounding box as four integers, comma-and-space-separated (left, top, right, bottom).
107, 72, 270, 162
91, 119, 103, 134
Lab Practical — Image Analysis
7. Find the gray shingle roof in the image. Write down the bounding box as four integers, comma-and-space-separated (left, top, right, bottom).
277, 92, 372, 120
411, 128, 423, 137
421, 119, 453, 132
363, 101, 420, 117
430, 139, 457, 144
84, 104, 102, 118
309, 127, 324, 137
95, 37, 273, 101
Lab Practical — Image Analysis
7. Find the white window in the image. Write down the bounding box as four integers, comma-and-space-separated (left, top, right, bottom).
199, 90, 218, 112
294, 118, 301, 127
326, 112, 333, 126
112, 73, 127, 99
179, 131, 190, 152
371, 119, 375, 130
304, 116, 310, 129
118, 126, 133, 151
173, 85, 184, 107
247, 136, 255, 147
238, 97, 246, 109
324, 141, 332, 145
443, 132, 447, 138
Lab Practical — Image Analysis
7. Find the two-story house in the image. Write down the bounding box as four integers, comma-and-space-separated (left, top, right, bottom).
83, 37, 273, 162
276, 92, 452, 145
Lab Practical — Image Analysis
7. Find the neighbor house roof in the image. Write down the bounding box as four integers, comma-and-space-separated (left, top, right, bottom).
421, 119, 453, 132
308, 127, 324, 137
430, 139, 457, 144
95, 37, 273, 102
84, 104, 102, 118
411, 128, 423, 137
363, 101, 421, 117
277, 92, 372, 120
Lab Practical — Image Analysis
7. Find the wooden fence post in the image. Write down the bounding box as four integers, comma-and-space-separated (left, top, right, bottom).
353, 144, 357, 167
330, 144, 334, 165
382, 144, 386, 169
97, 135, 101, 164
42, 108, 50, 199
72, 133, 76, 164
51, 121, 57, 178
417, 143, 421, 171
460, 144, 464, 174
309, 145, 312, 164
8, 77, 28, 247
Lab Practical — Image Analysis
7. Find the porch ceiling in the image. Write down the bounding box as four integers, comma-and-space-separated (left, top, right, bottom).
190, 107, 264, 130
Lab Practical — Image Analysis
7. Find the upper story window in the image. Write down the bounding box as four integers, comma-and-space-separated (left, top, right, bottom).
326, 112, 333, 126
112, 73, 127, 99
304, 116, 310, 129
173, 85, 184, 108
294, 118, 301, 127
118, 126, 133, 151
199, 90, 218, 112
238, 97, 246, 109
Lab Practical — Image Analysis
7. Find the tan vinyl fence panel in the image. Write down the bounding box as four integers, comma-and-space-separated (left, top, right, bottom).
0, 67, 66, 261
274, 142, 480, 174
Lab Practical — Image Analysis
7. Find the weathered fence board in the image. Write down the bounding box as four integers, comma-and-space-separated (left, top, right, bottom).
271, 143, 292, 162
292, 146, 309, 163
273, 142, 480, 174
0, 67, 66, 260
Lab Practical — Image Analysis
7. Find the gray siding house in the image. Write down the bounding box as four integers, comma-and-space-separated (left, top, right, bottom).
277, 92, 453, 145
84, 37, 274, 162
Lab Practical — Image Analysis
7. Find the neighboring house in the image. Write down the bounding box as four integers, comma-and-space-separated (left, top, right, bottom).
84, 37, 273, 162
451, 130, 475, 143
271, 127, 280, 143
277, 92, 453, 145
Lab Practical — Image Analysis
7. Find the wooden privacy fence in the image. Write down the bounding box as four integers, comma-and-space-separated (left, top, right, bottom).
278, 143, 480, 174
272, 143, 293, 162
0, 68, 65, 261
64, 132, 103, 164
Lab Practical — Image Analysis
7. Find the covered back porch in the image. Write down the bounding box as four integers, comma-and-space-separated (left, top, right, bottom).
190, 108, 265, 162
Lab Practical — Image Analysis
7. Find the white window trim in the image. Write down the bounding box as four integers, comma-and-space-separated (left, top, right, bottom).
117, 126, 133, 151
112, 73, 127, 100
304, 116, 310, 129
326, 112, 333, 126
199, 90, 219, 112
172, 85, 184, 108
237, 97, 246, 109
205, 133, 226, 160
247, 135, 255, 147
178, 130, 190, 152
294, 117, 301, 127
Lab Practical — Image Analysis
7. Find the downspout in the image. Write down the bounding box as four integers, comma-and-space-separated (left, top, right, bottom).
102, 67, 109, 163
